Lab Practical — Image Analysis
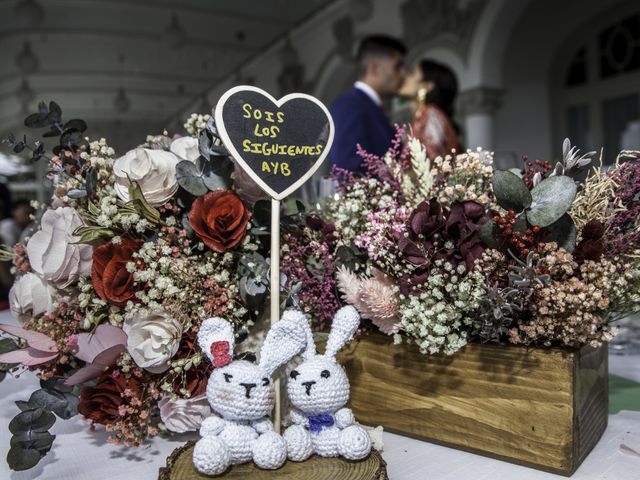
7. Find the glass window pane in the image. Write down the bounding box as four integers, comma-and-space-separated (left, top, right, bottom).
566, 104, 592, 151
602, 94, 639, 162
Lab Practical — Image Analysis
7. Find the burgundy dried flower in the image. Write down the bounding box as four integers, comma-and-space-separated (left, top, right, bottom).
445, 201, 489, 271
395, 199, 446, 265
574, 220, 605, 263
396, 199, 488, 273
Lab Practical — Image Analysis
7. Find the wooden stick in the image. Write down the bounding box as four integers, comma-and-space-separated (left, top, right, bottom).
270, 198, 281, 433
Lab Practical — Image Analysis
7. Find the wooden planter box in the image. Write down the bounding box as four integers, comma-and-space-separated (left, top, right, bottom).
337, 333, 608, 476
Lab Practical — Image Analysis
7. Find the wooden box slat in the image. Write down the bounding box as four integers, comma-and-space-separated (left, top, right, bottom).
337, 333, 608, 476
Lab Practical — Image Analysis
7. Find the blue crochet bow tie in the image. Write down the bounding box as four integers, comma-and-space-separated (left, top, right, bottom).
308, 414, 334, 433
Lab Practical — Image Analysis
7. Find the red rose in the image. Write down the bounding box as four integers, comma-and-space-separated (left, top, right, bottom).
92, 236, 143, 308
78, 369, 141, 425
188, 190, 250, 252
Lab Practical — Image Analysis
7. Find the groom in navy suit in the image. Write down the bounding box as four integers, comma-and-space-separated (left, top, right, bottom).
329, 35, 407, 172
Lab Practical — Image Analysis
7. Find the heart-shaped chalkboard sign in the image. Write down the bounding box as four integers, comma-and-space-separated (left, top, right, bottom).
214, 86, 334, 200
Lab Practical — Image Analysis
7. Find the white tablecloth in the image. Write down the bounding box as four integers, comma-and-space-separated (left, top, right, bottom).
1, 309, 639, 480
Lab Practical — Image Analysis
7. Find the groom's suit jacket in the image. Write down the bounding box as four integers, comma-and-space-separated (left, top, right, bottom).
329, 87, 394, 172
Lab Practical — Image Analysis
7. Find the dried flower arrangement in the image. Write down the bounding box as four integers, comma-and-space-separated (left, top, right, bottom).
0, 103, 305, 471
283, 129, 640, 356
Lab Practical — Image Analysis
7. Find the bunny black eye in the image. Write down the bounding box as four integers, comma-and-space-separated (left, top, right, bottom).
262, 377, 270, 386
223, 373, 233, 383
321, 370, 331, 379
290, 370, 299, 380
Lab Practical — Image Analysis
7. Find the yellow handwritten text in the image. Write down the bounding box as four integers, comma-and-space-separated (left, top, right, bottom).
242, 140, 324, 157
261, 161, 291, 176
242, 103, 285, 123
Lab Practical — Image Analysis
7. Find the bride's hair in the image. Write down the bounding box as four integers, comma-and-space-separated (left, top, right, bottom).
419, 59, 458, 121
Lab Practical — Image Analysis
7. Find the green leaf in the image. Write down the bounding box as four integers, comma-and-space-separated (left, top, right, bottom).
7, 446, 43, 471
10, 431, 55, 452
176, 161, 208, 196
73, 226, 115, 243
128, 180, 163, 225
0, 337, 18, 379
252, 200, 271, 228
202, 172, 227, 191
15, 400, 35, 411
526, 176, 577, 227
9, 408, 56, 434
0, 338, 18, 354
87, 199, 101, 216
541, 214, 577, 252
479, 219, 499, 248
28, 389, 78, 420
493, 170, 532, 211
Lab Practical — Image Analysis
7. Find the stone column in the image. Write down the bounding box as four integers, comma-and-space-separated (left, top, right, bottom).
457, 87, 503, 150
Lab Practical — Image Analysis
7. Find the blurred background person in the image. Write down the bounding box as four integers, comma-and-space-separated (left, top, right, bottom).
0, 183, 15, 308
0, 199, 34, 247
329, 35, 407, 172
399, 59, 461, 160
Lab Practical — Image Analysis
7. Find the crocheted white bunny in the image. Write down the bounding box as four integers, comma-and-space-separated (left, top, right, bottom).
192, 315, 307, 476
283, 306, 372, 461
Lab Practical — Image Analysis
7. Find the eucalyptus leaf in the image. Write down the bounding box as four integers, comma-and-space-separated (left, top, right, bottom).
67, 189, 87, 199
7, 446, 43, 471
202, 172, 227, 191
541, 214, 577, 252
24, 112, 49, 129
508, 168, 523, 178
48, 101, 62, 122
10, 431, 55, 451
493, 170, 532, 211
28, 389, 77, 420
175, 160, 208, 196
526, 176, 577, 227
40, 377, 77, 394
479, 219, 499, 248
15, 400, 34, 411
0, 338, 17, 354
9, 408, 56, 434
64, 119, 87, 132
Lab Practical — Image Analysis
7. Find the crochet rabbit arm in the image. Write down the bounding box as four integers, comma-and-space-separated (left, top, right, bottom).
251, 417, 274, 434
200, 415, 226, 437
335, 407, 355, 429
289, 408, 309, 427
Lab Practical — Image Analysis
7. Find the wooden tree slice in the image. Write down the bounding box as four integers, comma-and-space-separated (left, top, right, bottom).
158, 441, 388, 480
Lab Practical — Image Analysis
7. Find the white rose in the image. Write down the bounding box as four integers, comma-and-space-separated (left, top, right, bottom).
113, 148, 181, 206
170, 136, 200, 162
123, 311, 182, 373
26, 207, 92, 288
9, 273, 53, 321
158, 395, 212, 433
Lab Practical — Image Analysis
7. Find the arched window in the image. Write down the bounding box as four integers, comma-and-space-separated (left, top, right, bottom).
552, 6, 640, 164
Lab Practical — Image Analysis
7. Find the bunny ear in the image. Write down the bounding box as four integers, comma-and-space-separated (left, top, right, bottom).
198, 317, 234, 367
258, 311, 308, 376
324, 306, 360, 359
281, 310, 315, 360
